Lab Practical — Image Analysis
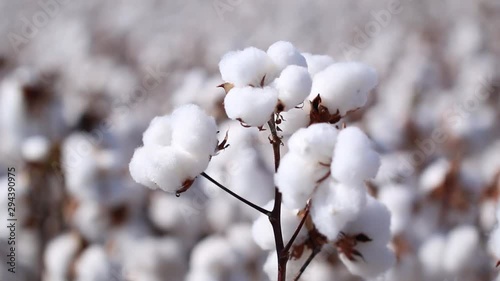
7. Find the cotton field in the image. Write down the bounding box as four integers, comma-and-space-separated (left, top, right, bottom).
0, 1, 499, 281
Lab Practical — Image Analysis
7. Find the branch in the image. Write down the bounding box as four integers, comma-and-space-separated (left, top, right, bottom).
293, 247, 321, 281
284, 202, 310, 254
267, 116, 287, 281
200, 172, 271, 216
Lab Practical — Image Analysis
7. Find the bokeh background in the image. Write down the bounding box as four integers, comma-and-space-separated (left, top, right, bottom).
0, 0, 499, 280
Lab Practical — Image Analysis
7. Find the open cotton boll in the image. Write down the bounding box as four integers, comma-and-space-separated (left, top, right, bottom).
267, 41, 307, 72
44, 233, 82, 279
288, 123, 338, 163
378, 184, 414, 235
311, 180, 367, 241
275, 65, 312, 111
170, 104, 218, 157
443, 225, 479, 274
339, 242, 395, 279
74, 246, 113, 281
252, 201, 307, 250
129, 145, 205, 193
278, 103, 310, 136
224, 86, 278, 127
276, 152, 329, 209
21, 135, 51, 162
142, 115, 172, 147
418, 235, 446, 277
342, 196, 392, 245
419, 158, 450, 194
190, 236, 238, 275
219, 46, 277, 87
309, 62, 378, 115
331, 127, 380, 185
302, 53, 335, 77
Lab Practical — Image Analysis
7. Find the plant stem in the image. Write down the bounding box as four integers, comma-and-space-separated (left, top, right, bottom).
293, 247, 321, 281
200, 172, 271, 215
284, 203, 310, 254
267, 116, 287, 281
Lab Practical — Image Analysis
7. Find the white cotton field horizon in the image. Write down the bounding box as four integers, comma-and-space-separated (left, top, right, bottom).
0, 0, 500, 281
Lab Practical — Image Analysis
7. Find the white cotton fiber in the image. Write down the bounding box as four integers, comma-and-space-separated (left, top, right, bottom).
190, 236, 237, 274
170, 104, 218, 157
142, 115, 173, 147
75, 246, 112, 281
310, 180, 367, 240
418, 234, 446, 277
219, 47, 277, 87
44, 233, 81, 279
302, 53, 335, 77
378, 184, 414, 235
224, 86, 278, 127
309, 62, 378, 115
443, 225, 479, 274
419, 158, 450, 194
287, 123, 338, 163
21, 135, 51, 162
267, 41, 307, 72
275, 65, 312, 111
278, 103, 310, 136
331, 127, 380, 185
342, 196, 392, 245
339, 242, 395, 279
275, 152, 328, 209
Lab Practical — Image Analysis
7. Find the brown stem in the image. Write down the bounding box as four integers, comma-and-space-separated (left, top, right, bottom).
200, 172, 271, 215
267, 116, 287, 281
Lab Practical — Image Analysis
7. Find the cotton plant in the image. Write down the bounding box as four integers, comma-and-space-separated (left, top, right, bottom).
129, 40, 393, 280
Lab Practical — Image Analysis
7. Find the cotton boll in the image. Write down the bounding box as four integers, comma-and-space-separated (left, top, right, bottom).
219, 47, 277, 87
267, 41, 307, 72
443, 225, 479, 274
278, 103, 310, 136
302, 53, 335, 77
227, 224, 261, 261
190, 236, 238, 275
418, 234, 446, 277
339, 243, 395, 279
378, 184, 414, 235
72, 202, 110, 243
311, 180, 367, 240
419, 158, 449, 194
309, 62, 378, 115
224, 86, 278, 126
75, 246, 113, 281
342, 196, 392, 245
124, 237, 187, 281
225, 146, 274, 205
287, 123, 338, 163
276, 152, 328, 209
21, 135, 51, 162
331, 127, 380, 185
148, 192, 203, 242
44, 233, 82, 279
142, 115, 172, 147
275, 65, 312, 111
170, 104, 218, 157
130, 145, 206, 193
252, 201, 307, 250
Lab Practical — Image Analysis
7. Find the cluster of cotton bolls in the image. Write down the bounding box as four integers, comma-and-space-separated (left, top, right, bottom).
1, 1, 500, 281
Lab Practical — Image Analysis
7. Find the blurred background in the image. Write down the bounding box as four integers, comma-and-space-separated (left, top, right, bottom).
0, 0, 499, 280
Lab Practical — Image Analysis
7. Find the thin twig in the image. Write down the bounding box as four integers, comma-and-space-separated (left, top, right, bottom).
200, 172, 271, 215
284, 202, 310, 254
293, 247, 321, 281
